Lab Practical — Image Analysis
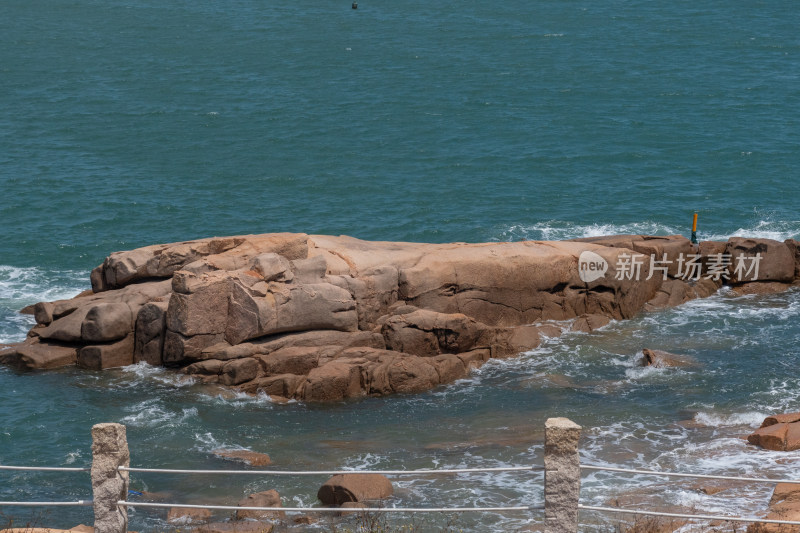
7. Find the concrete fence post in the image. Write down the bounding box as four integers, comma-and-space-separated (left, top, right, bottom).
91, 423, 129, 533
544, 417, 582, 533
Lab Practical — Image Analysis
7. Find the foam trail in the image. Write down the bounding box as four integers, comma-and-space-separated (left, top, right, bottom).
496, 218, 800, 243
0, 265, 89, 305
496, 221, 681, 242
0, 265, 90, 343
704, 219, 800, 241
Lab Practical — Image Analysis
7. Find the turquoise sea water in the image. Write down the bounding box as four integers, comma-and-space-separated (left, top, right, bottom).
2, 1, 799, 530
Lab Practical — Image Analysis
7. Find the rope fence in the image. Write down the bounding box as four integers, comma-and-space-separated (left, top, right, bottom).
0, 465, 92, 509
582, 463, 800, 484
117, 501, 541, 513
0, 501, 92, 507
0, 465, 89, 472
2, 418, 798, 532
119, 465, 543, 475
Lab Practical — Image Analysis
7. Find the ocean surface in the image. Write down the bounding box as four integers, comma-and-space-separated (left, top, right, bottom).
1, 0, 799, 530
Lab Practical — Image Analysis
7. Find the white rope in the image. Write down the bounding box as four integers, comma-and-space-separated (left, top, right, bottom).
0, 500, 92, 507
118, 501, 542, 513
581, 464, 800, 484
119, 465, 541, 475
579, 505, 800, 526
0, 465, 89, 472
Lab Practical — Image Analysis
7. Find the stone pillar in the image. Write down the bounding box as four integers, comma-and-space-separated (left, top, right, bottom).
544, 417, 582, 533
91, 423, 129, 533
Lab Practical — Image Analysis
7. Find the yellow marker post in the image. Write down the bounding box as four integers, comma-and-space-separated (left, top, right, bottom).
691, 213, 698, 244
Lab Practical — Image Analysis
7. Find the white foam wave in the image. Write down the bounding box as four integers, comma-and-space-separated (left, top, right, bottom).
0, 312, 36, 344
341, 452, 387, 471
0, 265, 88, 306
495, 220, 681, 242
496, 218, 800, 244
120, 399, 197, 428
623, 364, 679, 381
64, 450, 82, 465
704, 219, 800, 242
0, 265, 90, 342
749, 378, 800, 415
119, 362, 196, 388
197, 388, 286, 408
192, 432, 232, 453
693, 411, 766, 428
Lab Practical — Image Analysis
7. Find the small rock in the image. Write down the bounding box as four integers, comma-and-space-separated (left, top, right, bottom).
640, 349, 695, 368
318, 473, 393, 506
213, 449, 271, 467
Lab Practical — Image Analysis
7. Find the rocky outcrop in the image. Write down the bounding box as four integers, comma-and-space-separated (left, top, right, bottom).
5, 233, 798, 401
235, 490, 284, 520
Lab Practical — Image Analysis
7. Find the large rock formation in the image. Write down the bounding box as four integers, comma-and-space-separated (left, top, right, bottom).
2, 233, 798, 402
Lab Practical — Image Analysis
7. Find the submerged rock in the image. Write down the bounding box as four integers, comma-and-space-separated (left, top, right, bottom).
212, 449, 272, 467
235, 489, 284, 520
640, 349, 697, 368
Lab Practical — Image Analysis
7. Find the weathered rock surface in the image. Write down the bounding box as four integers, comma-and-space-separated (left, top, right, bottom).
748, 412, 800, 451
235, 489, 285, 520
317, 473, 394, 505
727, 237, 795, 283
0, 338, 78, 369
167, 506, 212, 524
5, 232, 798, 401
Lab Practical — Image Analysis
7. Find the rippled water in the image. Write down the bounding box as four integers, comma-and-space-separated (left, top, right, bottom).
3, 275, 800, 531
2, 0, 799, 530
